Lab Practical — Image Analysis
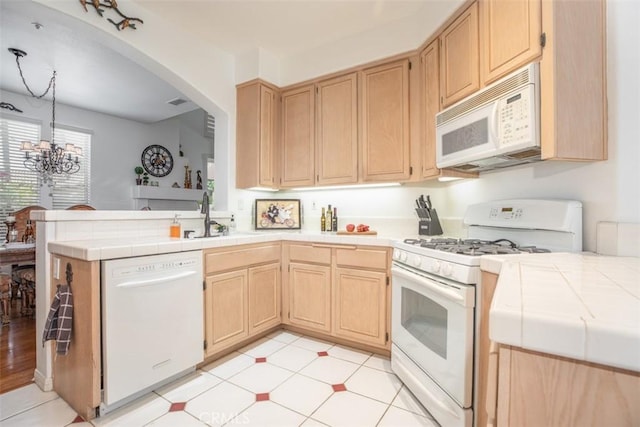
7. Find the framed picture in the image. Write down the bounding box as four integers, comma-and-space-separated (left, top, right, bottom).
255, 199, 301, 230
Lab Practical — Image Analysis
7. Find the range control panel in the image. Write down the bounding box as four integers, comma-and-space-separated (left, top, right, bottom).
490, 206, 524, 220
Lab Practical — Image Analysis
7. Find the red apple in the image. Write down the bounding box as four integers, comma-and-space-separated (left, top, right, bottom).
346, 224, 355, 232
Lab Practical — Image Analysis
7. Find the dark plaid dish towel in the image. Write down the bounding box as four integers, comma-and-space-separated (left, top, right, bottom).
42, 284, 73, 355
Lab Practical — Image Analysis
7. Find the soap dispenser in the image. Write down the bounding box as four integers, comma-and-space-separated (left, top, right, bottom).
230, 214, 236, 232
170, 214, 181, 238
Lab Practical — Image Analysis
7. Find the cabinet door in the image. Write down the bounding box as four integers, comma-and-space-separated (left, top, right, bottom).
236, 81, 278, 189
288, 262, 331, 333
360, 59, 411, 182
281, 85, 315, 188
440, 2, 480, 107
333, 267, 387, 348
248, 263, 281, 334
204, 270, 248, 357
480, 0, 542, 85
258, 85, 277, 186
421, 40, 441, 179
316, 73, 358, 185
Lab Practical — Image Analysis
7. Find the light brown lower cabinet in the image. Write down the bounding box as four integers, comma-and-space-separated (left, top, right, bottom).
203, 243, 281, 359
282, 242, 391, 350
248, 263, 281, 334
287, 262, 332, 333
333, 267, 387, 347
204, 270, 249, 357
486, 344, 640, 426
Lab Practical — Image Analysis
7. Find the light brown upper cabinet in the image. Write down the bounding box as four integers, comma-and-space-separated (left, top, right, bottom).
280, 85, 315, 188
360, 59, 411, 182
316, 73, 359, 186
539, 0, 606, 161
420, 41, 441, 179
480, 0, 542, 85
440, 2, 480, 107
236, 80, 279, 189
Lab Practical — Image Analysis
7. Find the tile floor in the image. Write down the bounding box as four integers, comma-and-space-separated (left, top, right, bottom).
0, 331, 439, 426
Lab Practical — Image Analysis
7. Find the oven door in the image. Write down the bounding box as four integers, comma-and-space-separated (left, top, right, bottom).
391, 263, 475, 407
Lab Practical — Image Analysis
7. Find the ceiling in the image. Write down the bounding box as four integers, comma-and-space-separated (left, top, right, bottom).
1, 0, 455, 124
137, 1, 435, 58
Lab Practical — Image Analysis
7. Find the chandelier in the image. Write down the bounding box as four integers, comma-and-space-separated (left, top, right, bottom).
9, 48, 82, 186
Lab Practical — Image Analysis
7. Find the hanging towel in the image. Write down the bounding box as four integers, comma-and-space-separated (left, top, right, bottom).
42, 284, 73, 355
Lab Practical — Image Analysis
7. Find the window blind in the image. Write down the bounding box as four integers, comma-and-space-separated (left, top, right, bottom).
0, 116, 41, 239
51, 126, 92, 209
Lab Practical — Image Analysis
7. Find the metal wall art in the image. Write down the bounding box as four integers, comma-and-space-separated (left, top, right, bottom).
0, 102, 23, 113
79, 0, 143, 31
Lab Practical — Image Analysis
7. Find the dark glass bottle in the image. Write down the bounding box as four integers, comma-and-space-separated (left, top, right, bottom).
332, 207, 338, 232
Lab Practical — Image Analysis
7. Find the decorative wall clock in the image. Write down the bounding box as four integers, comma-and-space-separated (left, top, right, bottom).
141, 144, 174, 177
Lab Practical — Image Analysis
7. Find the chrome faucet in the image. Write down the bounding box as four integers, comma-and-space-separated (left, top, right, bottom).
201, 192, 212, 237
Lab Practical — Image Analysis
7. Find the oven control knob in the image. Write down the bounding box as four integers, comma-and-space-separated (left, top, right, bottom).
399, 251, 408, 262
393, 249, 400, 260
412, 255, 421, 267
442, 263, 454, 276
431, 260, 441, 273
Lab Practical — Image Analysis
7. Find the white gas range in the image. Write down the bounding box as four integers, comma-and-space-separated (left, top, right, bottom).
390, 199, 583, 427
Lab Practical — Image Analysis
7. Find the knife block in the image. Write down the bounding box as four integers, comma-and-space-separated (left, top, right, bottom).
416, 208, 443, 236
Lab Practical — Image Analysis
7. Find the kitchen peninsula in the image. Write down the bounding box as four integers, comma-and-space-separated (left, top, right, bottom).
36, 209, 395, 419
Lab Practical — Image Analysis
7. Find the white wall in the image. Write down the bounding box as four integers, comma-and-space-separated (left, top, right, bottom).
1, 89, 212, 210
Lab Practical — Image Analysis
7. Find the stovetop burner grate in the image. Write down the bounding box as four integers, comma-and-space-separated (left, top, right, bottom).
402, 237, 550, 256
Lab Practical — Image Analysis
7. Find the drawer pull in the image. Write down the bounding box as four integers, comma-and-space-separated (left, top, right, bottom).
311, 244, 357, 250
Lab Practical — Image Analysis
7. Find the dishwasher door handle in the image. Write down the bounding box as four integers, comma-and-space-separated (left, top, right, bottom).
116, 270, 198, 289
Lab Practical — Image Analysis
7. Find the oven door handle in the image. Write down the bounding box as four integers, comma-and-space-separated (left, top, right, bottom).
392, 266, 465, 304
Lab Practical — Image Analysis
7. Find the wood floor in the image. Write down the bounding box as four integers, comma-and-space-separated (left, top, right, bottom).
0, 299, 36, 394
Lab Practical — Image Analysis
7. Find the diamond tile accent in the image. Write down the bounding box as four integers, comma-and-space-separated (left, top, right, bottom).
72, 415, 85, 423
256, 393, 270, 402
169, 402, 187, 412
317, 351, 328, 357
332, 384, 347, 392
256, 357, 267, 363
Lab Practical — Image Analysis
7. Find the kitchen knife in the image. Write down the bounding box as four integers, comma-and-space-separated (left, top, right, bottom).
426, 195, 432, 210
419, 195, 426, 209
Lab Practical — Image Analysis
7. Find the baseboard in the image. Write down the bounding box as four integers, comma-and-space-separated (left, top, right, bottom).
34, 369, 53, 391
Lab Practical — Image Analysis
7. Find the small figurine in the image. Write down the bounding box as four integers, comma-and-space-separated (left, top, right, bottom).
184, 165, 192, 189
196, 170, 203, 189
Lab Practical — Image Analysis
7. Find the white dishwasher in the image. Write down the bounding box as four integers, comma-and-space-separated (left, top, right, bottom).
101, 250, 203, 414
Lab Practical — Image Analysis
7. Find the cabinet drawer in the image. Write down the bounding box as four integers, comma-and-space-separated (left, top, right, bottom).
287, 244, 331, 265
336, 248, 388, 270
205, 243, 280, 274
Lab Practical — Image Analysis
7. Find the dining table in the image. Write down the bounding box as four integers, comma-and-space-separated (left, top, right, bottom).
0, 245, 36, 267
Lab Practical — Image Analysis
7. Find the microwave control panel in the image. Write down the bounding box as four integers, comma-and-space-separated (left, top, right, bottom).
497, 87, 533, 146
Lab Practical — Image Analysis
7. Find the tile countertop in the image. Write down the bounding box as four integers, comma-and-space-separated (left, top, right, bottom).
482, 253, 640, 372
47, 232, 397, 261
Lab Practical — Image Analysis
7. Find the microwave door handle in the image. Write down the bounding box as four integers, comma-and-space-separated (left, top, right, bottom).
489, 102, 500, 146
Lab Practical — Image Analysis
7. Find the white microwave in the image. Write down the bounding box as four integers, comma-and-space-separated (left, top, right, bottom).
436, 63, 541, 172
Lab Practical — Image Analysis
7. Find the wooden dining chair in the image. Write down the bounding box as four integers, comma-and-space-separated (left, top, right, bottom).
10, 205, 45, 317
65, 204, 96, 210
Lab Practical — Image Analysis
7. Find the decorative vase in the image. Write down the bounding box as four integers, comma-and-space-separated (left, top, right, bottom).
136, 178, 142, 185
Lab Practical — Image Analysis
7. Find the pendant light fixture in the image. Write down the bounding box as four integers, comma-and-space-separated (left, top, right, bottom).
8, 47, 82, 187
